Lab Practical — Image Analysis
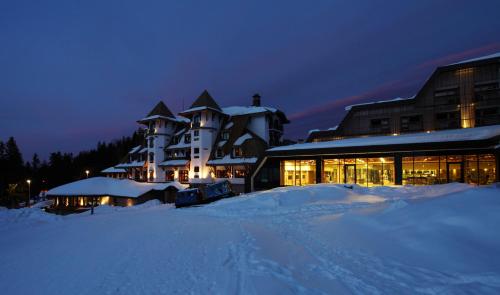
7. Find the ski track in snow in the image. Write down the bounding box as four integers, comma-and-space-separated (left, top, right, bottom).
0, 183, 499, 294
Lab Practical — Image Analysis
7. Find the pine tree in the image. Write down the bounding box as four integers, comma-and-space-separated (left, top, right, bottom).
0, 141, 5, 197
31, 153, 40, 172
5, 137, 24, 184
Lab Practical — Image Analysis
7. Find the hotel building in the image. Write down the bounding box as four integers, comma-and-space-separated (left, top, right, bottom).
106, 90, 289, 193
252, 53, 500, 190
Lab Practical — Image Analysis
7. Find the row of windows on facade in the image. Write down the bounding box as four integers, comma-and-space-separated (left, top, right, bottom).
368, 107, 500, 133
152, 145, 244, 163
279, 154, 496, 187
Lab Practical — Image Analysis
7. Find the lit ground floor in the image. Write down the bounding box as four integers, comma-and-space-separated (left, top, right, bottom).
253, 127, 500, 190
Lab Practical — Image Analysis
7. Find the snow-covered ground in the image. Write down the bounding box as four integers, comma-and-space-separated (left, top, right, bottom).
1, 183, 499, 294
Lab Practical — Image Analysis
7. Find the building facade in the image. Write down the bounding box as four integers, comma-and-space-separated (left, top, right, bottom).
105, 90, 289, 193
252, 52, 500, 190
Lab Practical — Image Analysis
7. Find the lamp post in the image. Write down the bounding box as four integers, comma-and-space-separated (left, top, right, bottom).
26, 179, 31, 208
85, 170, 94, 215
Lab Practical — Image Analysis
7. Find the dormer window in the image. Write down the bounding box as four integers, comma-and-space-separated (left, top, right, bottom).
184, 134, 191, 143
216, 148, 224, 158
222, 131, 229, 140
149, 138, 154, 148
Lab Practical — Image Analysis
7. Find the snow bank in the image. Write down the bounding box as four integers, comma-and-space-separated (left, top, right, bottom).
1, 183, 499, 294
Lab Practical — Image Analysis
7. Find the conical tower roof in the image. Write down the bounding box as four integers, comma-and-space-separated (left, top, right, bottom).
147, 101, 175, 118
189, 90, 222, 112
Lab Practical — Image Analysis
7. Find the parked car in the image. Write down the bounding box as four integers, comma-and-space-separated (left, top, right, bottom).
175, 180, 234, 208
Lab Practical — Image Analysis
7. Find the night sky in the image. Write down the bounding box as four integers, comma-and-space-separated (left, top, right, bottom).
1, 0, 500, 160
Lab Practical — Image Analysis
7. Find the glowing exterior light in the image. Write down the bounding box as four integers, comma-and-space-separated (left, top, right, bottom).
85, 170, 90, 178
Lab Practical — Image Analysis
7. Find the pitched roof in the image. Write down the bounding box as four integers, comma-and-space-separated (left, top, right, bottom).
146, 101, 175, 119
188, 90, 222, 112
46, 177, 185, 198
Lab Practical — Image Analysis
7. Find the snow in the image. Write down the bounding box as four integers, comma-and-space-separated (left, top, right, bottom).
308, 129, 320, 134
1, 183, 500, 294
233, 133, 253, 145
222, 106, 277, 116
174, 128, 187, 136
328, 125, 338, 131
101, 166, 127, 173
218, 140, 227, 147
128, 145, 142, 154
224, 121, 234, 129
269, 124, 500, 152
450, 51, 500, 65
138, 147, 148, 153
115, 160, 145, 168
158, 159, 189, 167
138, 114, 189, 124
46, 177, 185, 198
207, 155, 258, 165
345, 96, 416, 111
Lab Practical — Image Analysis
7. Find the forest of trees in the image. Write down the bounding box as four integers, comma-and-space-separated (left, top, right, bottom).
0, 130, 144, 208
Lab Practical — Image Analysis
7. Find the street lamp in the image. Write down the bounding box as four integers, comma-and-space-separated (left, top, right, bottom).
26, 179, 31, 208
85, 170, 90, 178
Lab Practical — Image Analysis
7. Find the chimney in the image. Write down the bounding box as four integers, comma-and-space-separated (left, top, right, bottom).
252, 93, 261, 107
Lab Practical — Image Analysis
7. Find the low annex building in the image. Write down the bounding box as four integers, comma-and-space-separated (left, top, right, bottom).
104, 91, 289, 193
46, 177, 184, 210
252, 52, 500, 190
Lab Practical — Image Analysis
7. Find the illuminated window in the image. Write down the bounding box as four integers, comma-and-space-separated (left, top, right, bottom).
280, 160, 316, 186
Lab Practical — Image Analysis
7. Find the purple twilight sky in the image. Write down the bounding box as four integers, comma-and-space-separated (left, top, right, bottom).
1, 0, 500, 160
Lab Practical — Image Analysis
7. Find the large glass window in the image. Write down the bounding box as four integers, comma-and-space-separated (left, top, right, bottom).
479, 154, 496, 185
323, 159, 343, 183
402, 154, 495, 185
280, 160, 316, 186
323, 157, 394, 186
367, 157, 394, 186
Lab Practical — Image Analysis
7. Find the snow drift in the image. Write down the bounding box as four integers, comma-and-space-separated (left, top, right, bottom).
1, 183, 499, 294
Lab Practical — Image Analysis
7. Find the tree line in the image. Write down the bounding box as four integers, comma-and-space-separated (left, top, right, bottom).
0, 131, 144, 208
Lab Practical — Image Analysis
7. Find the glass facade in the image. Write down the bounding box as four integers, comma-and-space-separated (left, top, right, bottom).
279, 154, 496, 187
280, 160, 316, 186
322, 158, 394, 186
402, 154, 496, 185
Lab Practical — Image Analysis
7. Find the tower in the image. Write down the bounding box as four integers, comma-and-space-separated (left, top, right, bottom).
138, 101, 181, 182
179, 90, 225, 183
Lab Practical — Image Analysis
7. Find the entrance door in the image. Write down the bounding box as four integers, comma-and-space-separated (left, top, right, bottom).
345, 165, 356, 184
447, 162, 463, 183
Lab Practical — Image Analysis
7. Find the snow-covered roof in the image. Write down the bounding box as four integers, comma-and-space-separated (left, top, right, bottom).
128, 145, 142, 154
175, 128, 187, 136
101, 167, 127, 174
233, 133, 253, 146
449, 52, 500, 66
308, 129, 320, 134
166, 139, 191, 150
218, 140, 227, 147
158, 159, 189, 167
269, 125, 500, 152
222, 106, 277, 116
224, 122, 234, 129
139, 147, 148, 153
47, 177, 184, 198
175, 115, 190, 123
115, 161, 145, 168
345, 96, 415, 111
328, 126, 338, 131
179, 106, 222, 114
207, 155, 258, 165
138, 114, 189, 124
